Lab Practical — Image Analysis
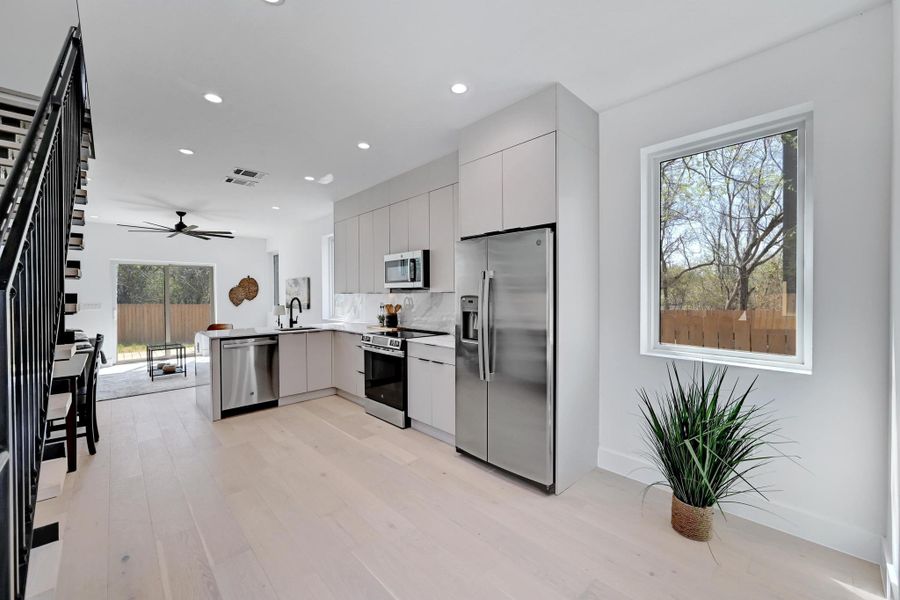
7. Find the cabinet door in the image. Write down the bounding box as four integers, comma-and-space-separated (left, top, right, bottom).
345, 215, 360, 293
407, 357, 432, 424
407, 193, 429, 251
459, 153, 502, 238
428, 185, 455, 292
358, 211, 374, 294
431, 361, 456, 435
389, 200, 409, 253
501, 132, 556, 230
306, 332, 333, 390
372, 207, 391, 292
333, 219, 347, 294
278, 334, 308, 397
353, 338, 365, 397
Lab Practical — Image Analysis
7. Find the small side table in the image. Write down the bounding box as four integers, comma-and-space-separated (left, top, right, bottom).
146, 343, 187, 381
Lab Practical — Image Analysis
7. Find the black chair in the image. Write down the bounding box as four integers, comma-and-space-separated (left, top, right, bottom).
48, 333, 103, 456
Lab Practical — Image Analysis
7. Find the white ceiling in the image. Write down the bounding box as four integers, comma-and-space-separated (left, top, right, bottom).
1, 0, 887, 239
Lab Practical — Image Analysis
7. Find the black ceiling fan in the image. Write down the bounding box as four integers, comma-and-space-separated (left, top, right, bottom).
117, 211, 234, 241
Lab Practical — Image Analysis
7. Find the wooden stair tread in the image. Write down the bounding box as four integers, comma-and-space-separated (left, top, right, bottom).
24, 539, 62, 600
46, 393, 71, 421
36, 458, 66, 502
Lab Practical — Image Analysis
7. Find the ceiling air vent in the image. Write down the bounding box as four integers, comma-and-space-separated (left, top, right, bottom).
224, 176, 258, 187
232, 167, 268, 180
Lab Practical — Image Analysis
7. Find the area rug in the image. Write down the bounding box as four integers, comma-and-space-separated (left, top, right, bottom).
97, 360, 197, 401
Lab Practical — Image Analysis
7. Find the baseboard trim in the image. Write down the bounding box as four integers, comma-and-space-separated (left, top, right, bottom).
410, 420, 455, 446
884, 537, 898, 599
278, 388, 337, 406
336, 389, 365, 407
597, 445, 882, 564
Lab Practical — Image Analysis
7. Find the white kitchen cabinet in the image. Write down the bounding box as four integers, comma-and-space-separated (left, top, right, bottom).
431, 361, 455, 435
389, 200, 409, 253
459, 153, 502, 238
428, 185, 455, 292
358, 211, 374, 293
406, 343, 455, 437
333, 219, 347, 293
333, 332, 364, 397
278, 334, 308, 397
407, 193, 429, 251
407, 357, 432, 424
502, 132, 556, 230
306, 332, 333, 391
372, 206, 390, 292
345, 215, 360, 293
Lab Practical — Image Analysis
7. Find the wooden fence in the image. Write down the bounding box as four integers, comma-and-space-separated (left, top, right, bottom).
117, 303, 212, 345
660, 309, 796, 355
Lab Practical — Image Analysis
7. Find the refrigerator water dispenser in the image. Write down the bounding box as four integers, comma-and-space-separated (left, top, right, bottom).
460, 295, 479, 342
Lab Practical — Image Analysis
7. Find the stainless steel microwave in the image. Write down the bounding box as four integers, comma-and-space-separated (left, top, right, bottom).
384, 250, 429, 289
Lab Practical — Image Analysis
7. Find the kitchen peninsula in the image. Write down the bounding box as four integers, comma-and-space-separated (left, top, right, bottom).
194, 323, 372, 421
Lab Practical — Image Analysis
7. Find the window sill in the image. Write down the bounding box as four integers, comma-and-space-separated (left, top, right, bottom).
641, 344, 812, 376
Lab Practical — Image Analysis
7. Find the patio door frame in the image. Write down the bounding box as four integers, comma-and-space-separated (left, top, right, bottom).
113, 260, 217, 360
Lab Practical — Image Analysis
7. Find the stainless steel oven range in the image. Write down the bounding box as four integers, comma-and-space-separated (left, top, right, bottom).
361, 329, 439, 428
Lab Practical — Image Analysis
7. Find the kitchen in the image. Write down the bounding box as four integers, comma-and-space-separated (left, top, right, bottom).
195, 83, 599, 494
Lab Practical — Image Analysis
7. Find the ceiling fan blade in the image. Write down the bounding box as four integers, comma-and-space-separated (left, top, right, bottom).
168, 232, 181, 238
184, 224, 198, 232
142, 221, 172, 229
199, 234, 234, 239
185, 232, 211, 240
127, 230, 171, 233
194, 230, 234, 235
118, 223, 168, 230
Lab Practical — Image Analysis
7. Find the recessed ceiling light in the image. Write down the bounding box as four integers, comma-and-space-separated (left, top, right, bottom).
203, 92, 223, 104
304, 176, 315, 181
450, 83, 468, 94
357, 141, 371, 150
262, 0, 284, 4
90, 215, 99, 219
179, 148, 194, 155
271, 206, 280, 210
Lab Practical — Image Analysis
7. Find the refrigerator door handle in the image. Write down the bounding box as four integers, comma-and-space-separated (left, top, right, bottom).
484, 270, 495, 381
477, 270, 487, 381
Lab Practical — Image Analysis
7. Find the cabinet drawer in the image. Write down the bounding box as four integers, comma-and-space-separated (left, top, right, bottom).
407, 342, 454, 365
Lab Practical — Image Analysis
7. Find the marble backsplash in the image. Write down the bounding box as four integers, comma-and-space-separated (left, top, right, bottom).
333, 292, 456, 334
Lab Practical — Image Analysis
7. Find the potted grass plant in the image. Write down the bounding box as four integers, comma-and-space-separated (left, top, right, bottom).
638, 363, 788, 542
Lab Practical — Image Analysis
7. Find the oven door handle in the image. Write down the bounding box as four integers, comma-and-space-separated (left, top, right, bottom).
363, 345, 405, 358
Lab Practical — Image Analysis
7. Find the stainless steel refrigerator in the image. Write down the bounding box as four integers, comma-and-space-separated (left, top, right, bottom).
455, 227, 554, 490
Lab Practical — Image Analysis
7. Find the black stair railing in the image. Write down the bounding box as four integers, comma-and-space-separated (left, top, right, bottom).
0, 27, 89, 599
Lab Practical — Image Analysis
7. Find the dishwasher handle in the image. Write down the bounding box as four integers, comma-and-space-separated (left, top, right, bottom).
222, 337, 278, 349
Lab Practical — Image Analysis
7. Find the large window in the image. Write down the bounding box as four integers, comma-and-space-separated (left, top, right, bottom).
640, 107, 812, 373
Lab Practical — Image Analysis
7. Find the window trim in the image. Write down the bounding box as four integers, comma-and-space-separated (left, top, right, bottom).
322, 233, 334, 320
639, 104, 814, 374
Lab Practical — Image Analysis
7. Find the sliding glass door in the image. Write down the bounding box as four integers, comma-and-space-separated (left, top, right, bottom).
116, 263, 214, 362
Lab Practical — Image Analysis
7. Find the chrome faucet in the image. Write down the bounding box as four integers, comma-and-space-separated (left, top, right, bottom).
288, 296, 302, 328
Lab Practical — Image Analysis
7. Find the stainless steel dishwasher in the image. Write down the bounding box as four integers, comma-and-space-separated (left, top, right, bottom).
220, 336, 279, 414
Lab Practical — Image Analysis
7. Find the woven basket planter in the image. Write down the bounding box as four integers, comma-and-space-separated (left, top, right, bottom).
671, 495, 713, 542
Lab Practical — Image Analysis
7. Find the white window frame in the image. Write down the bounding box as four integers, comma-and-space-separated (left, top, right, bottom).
640, 104, 814, 374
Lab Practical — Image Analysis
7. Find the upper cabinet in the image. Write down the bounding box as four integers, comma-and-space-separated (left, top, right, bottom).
502, 133, 556, 230
407, 193, 430, 251
458, 133, 556, 238
458, 153, 502, 239
428, 185, 456, 292
358, 211, 374, 293
372, 206, 390, 292
389, 201, 409, 254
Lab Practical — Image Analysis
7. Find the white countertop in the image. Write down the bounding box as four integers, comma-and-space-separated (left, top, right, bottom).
407, 334, 455, 349
197, 321, 374, 340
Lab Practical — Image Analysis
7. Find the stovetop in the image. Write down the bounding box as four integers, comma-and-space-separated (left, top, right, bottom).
361, 329, 441, 350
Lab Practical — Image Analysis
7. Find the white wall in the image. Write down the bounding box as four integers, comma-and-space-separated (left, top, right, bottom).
596, 7, 891, 563
269, 213, 333, 326
67, 222, 273, 360
888, 0, 900, 594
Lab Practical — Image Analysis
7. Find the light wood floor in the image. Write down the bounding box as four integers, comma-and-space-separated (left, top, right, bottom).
36, 388, 883, 600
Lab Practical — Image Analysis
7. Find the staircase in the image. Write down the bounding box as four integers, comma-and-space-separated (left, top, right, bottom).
0, 27, 92, 599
